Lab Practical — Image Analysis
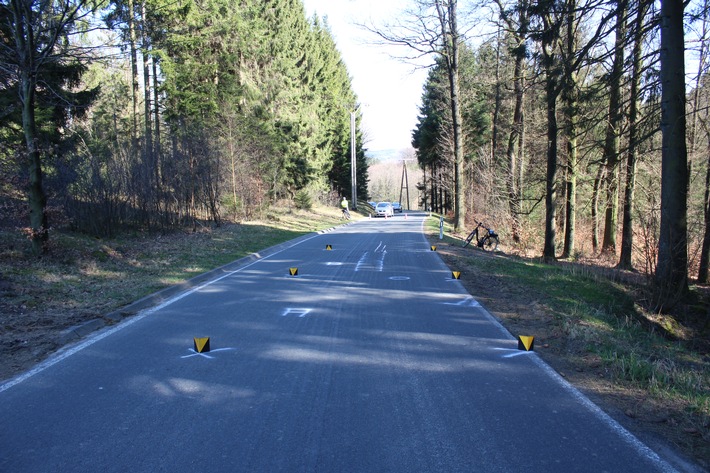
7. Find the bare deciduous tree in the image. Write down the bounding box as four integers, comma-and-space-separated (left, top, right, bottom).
365, 0, 466, 230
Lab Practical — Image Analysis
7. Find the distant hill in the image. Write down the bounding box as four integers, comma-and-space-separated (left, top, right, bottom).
366, 148, 416, 164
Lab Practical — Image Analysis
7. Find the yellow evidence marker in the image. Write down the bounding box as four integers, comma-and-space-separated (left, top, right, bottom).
452, 271, 461, 280
289, 267, 299, 276
194, 337, 211, 353
518, 336, 535, 351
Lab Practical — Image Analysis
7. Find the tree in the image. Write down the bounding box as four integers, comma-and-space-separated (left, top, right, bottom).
600, 0, 628, 254
413, 66, 448, 213
532, 0, 565, 261
436, 0, 466, 230
367, 0, 466, 230
654, 0, 688, 309
493, 0, 530, 243
691, 0, 710, 282
1, 0, 98, 254
618, 0, 653, 269
560, 0, 580, 259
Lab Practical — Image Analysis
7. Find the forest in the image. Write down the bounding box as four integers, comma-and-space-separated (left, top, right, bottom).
408, 0, 709, 311
1, 0, 368, 250
1, 0, 709, 312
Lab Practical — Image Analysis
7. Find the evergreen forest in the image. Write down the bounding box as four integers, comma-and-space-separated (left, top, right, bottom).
1, 0, 368, 249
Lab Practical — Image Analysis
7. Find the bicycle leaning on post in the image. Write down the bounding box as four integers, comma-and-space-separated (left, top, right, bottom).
462, 219, 499, 251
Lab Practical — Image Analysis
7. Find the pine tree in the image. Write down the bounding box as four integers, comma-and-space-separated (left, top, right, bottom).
1, 0, 98, 254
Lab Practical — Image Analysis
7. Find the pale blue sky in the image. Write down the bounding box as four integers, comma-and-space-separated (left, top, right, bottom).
301, 0, 429, 153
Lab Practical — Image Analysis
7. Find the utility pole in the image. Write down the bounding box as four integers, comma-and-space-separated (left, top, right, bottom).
399, 159, 416, 210
399, 161, 410, 210
350, 111, 357, 210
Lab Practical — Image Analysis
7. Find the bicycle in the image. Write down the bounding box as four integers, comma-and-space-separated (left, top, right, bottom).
341, 208, 351, 220
462, 220, 499, 251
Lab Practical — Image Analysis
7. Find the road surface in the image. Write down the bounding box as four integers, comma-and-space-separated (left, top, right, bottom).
0, 213, 678, 472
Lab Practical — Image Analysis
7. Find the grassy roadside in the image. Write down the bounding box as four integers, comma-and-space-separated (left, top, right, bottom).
425, 216, 709, 468
0, 204, 353, 381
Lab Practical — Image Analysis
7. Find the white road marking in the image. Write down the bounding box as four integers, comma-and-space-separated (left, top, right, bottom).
443, 296, 481, 307
181, 347, 235, 359
493, 348, 534, 358
282, 308, 312, 318
356, 242, 387, 272
355, 252, 368, 272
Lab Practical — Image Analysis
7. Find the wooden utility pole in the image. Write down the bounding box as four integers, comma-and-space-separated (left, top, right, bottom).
399, 160, 412, 210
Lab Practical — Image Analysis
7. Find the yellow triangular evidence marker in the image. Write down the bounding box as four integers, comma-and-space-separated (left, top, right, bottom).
518, 336, 535, 351
452, 271, 461, 279
326, 245, 332, 250
194, 337, 211, 353
289, 267, 299, 276
431, 245, 437, 251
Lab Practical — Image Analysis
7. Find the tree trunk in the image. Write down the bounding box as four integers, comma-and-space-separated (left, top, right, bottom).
128, 0, 139, 145
505, 0, 528, 244
654, 0, 689, 309
591, 164, 605, 252
698, 132, 710, 283
687, 0, 708, 185
541, 9, 560, 261
142, 1, 153, 175
437, 0, 466, 230
619, 0, 650, 269
21, 76, 49, 255
11, 0, 49, 255
562, 97, 577, 259
694, 1, 710, 281
562, 0, 578, 259
492, 25, 502, 165
152, 55, 162, 206
601, 0, 627, 254
543, 72, 559, 261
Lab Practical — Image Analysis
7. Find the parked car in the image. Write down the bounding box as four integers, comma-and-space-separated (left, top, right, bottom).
391, 202, 403, 213
375, 202, 394, 217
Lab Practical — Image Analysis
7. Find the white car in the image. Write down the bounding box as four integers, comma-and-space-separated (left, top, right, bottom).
375, 202, 394, 217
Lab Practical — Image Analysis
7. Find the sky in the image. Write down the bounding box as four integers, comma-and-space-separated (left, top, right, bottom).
301, 0, 430, 153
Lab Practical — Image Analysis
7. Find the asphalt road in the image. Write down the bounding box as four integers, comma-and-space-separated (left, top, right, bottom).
0, 213, 679, 472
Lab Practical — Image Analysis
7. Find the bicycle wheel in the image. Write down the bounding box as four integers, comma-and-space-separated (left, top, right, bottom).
482, 235, 499, 251
462, 231, 476, 248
